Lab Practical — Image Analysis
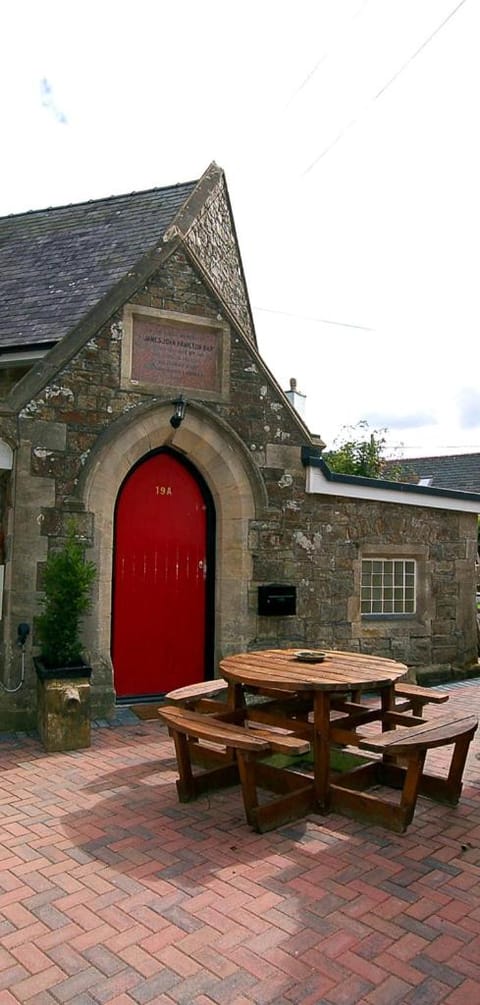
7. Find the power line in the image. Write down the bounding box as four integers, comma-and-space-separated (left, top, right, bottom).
284, 0, 369, 110
388, 443, 480, 450
373, 0, 468, 102
303, 0, 469, 175
254, 305, 374, 332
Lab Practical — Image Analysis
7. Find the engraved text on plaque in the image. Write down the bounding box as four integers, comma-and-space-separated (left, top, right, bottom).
132, 316, 220, 391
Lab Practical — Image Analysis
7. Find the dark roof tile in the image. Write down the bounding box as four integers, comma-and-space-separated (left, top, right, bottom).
0, 180, 197, 349
387, 453, 480, 494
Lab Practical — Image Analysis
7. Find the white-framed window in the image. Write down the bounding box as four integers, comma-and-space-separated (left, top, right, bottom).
361, 558, 416, 616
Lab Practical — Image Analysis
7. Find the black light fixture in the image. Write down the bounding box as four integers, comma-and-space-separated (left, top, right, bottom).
170, 394, 187, 429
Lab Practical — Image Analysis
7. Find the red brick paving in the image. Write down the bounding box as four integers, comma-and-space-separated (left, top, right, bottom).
0, 680, 479, 1003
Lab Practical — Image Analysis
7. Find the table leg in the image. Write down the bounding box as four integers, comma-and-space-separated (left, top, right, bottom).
381, 684, 395, 731
227, 681, 245, 711
313, 691, 331, 810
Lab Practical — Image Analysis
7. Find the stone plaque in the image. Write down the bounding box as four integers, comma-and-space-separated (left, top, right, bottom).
131, 315, 220, 391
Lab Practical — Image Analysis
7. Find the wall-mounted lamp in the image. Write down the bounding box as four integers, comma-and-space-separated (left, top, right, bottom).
170, 394, 187, 429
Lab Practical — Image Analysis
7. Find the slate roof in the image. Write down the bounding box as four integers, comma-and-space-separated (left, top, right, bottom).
385, 452, 480, 494
0, 180, 198, 350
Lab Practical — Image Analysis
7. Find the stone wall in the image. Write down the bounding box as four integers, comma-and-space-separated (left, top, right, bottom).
254, 491, 477, 670
183, 175, 255, 344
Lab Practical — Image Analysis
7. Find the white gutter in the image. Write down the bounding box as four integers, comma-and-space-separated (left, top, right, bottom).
305, 464, 480, 515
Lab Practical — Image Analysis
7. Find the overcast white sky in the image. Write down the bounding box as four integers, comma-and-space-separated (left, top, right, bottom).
2, 0, 478, 458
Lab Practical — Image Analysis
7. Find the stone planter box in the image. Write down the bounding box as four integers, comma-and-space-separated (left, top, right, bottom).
34, 659, 92, 752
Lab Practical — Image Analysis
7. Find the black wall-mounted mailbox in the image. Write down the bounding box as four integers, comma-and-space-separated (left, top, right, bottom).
258, 584, 296, 617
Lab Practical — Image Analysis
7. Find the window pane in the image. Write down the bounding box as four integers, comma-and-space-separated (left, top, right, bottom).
361, 557, 416, 616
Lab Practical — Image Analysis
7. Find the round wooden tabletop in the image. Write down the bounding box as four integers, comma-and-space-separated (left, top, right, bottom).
220, 648, 408, 694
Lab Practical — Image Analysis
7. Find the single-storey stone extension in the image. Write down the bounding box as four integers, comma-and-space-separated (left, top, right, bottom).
0, 162, 479, 731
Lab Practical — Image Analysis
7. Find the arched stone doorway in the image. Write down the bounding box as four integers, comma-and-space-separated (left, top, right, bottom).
80, 401, 266, 713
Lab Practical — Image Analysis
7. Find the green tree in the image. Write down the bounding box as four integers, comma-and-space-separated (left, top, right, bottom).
323, 421, 402, 479
36, 525, 96, 668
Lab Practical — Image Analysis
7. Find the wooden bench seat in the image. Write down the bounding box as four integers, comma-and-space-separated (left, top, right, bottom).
347, 682, 450, 717
393, 682, 450, 716
164, 679, 228, 712
329, 711, 478, 833
164, 678, 296, 711
340, 683, 451, 737
158, 705, 314, 832
164, 679, 312, 728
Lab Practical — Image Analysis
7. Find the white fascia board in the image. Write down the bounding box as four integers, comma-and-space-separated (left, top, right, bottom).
305, 465, 480, 515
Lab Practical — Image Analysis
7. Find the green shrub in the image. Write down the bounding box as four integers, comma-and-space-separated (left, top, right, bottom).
36, 526, 96, 668
323, 420, 404, 479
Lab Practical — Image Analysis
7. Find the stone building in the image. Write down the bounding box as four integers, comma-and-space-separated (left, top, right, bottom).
0, 162, 479, 731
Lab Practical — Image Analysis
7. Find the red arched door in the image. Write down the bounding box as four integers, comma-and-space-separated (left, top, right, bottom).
112, 450, 215, 699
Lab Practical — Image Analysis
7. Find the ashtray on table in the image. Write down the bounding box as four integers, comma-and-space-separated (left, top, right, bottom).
294, 650, 326, 663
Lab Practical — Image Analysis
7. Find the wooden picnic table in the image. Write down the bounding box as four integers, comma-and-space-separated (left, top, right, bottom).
219, 648, 409, 812
164, 651, 476, 832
